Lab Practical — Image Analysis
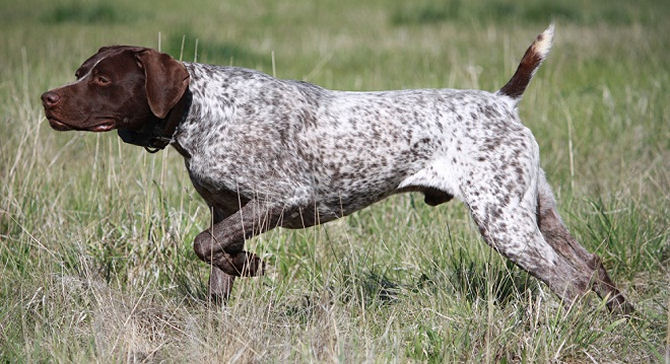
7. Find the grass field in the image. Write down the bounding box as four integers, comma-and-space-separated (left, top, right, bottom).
1, 0, 669, 362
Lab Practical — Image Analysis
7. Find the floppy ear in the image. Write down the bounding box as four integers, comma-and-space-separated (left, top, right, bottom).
135, 49, 190, 119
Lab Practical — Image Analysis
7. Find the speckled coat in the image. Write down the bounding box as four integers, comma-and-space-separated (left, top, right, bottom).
177, 64, 520, 225
176, 26, 629, 312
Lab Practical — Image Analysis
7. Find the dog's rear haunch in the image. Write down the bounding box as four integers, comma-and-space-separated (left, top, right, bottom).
41, 25, 632, 313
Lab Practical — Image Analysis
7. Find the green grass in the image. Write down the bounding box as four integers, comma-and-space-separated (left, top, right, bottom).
390, 0, 667, 26
40, 2, 146, 25
1, 0, 669, 361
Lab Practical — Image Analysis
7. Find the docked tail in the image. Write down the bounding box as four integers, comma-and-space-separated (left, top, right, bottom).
498, 24, 554, 103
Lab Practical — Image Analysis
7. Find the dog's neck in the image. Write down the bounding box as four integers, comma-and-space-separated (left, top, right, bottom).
168, 62, 240, 160
117, 89, 192, 154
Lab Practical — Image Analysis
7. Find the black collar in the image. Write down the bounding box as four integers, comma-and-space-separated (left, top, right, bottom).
117, 90, 192, 153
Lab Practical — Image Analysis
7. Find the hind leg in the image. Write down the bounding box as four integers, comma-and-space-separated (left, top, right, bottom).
464, 165, 632, 312
460, 145, 621, 309
536, 170, 633, 313
465, 190, 590, 305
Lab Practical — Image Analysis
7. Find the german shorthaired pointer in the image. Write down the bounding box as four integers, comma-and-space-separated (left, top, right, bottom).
41, 25, 632, 312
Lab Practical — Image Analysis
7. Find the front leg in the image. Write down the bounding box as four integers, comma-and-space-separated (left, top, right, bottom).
206, 207, 237, 304
194, 200, 283, 295
207, 267, 235, 304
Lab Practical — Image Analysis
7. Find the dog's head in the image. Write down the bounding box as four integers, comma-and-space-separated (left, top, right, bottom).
41, 46, 189, 132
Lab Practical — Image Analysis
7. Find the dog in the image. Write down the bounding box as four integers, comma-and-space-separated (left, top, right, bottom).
41, 25, 632, 312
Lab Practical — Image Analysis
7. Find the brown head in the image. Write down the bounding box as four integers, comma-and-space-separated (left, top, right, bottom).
41, 46, 189, 132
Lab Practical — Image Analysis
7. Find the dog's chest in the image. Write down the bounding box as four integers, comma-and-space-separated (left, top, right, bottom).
185, 162, 245, 213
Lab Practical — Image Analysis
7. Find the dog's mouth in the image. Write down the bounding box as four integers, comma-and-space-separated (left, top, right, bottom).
88, 118, 116, 132
46, 115, 116, 132
46, 117, 73, 131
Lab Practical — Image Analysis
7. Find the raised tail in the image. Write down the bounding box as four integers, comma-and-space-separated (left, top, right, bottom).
498, 24, 554, 102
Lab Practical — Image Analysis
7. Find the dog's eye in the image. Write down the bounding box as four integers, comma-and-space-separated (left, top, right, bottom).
94, 75, 111, 86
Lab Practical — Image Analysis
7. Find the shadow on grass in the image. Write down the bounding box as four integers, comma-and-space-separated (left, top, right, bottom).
333, 250, 536, 309
337, 269, 401, 306
447, 248, 538, 306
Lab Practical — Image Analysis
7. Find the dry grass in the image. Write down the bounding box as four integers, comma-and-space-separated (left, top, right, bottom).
1, 0, 669, 362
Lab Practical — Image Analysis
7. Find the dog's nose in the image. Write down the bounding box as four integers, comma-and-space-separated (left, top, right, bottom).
41, 91, 60, 107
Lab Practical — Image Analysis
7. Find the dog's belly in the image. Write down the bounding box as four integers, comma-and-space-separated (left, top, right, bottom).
278, 187, 396, 229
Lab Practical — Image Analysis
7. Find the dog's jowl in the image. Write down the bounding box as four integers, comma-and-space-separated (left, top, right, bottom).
41, 25, 632, 313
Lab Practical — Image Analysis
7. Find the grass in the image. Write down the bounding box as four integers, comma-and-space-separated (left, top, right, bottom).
389, 0, 667, 26
1, 0, 669, 361
40, 2, 146, 25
